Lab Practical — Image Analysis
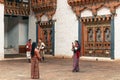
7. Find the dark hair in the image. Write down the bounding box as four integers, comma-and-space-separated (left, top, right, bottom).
75, 40, 79, 44
31, 42, 37, 57
75, 40, 81, 51
28, 39, 31, 42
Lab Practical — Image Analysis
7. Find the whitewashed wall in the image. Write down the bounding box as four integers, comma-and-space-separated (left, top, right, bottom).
53, 0, 78, 57
28, 12, 37, 42
81, 9, 93, 17
4, 17, 8, 48
97, 7, 111, 16
7, 17, 19, 49
0, 4, 4, 60
114, 6, 120, 59
41, 15, 48, 21
19, 19, 28, 45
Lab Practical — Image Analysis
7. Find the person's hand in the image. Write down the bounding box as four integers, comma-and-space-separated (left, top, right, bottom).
72, 55, 74, 58
72, 42, 74, 45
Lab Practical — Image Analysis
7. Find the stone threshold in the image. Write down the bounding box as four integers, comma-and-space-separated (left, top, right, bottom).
80, 56, 113, 61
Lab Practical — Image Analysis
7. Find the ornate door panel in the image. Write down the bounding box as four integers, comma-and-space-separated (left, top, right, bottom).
83, 21, 111, 57
38, 22, 54, 55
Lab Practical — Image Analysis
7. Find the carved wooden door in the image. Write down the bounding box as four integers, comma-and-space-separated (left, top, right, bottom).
38, 22, 54, 55
82, 21, 111, 57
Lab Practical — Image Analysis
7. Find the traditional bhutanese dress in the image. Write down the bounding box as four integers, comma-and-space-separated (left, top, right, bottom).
72, 45, 80, 72
26, 42, 32, 60
31, 48, 40, 79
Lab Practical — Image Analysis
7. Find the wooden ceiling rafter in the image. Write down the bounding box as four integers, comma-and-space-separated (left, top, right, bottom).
31, 0, 57, 21
4, 1, 30, 16
68, 0, 120, 17
80, 15, 112, 23
0, 0, 4, 4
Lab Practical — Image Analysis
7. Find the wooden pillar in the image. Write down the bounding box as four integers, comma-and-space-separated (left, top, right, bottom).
52, 22, 55, 56
37, 24, 41, 41
36, 23, 38, 43
78, 20, 81, 43
47, 29, 51, 47
81, 22, 84, 56
111, 16, 114, 59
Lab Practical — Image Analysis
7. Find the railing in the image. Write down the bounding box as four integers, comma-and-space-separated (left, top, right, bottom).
4, 1, 30, 16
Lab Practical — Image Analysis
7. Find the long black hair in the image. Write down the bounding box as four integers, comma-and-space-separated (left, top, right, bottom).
75, 40, 81, 51
31, 42, 37, 57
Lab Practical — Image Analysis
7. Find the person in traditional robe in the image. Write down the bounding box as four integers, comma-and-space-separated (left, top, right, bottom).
26, 39, 32, 63
72, 40, 81, 72
31, 42, 41, 79
37, 39, 46, 61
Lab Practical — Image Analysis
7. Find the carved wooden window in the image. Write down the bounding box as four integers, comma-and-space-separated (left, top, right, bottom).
96, 28, 102, 42
105, 28, 111, 42
88, 28, 93, 42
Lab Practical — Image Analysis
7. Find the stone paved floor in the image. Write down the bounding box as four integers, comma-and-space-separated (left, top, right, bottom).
0, 57, 120, 80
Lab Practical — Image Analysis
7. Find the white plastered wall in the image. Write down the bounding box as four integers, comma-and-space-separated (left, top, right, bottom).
41, 15, 49, 21
114, 6, 120, 59
97, 7, 111, 16
7, 17, 19, 50
53, 0, 78, 57
28, 12, 37, 42
19, 19, 28, 45
0, 4, 4, 60
81, 9, 93, 17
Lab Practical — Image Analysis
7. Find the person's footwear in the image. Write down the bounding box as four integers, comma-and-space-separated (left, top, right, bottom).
72, 70, 75, 72
28, 59, 31, 63
42, 57, 45, 61
76, 70, 79, 72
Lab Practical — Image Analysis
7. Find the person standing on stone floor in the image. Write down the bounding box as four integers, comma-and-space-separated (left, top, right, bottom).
37, 38, 46, 61
26, 39, 32, 63
31, 42, 41, 79
72, 40, 81, 72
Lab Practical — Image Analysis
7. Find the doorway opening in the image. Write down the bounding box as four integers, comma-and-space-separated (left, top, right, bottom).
37, 21, 55, 55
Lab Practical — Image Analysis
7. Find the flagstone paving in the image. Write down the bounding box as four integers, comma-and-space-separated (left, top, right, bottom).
0, 57, 120, 80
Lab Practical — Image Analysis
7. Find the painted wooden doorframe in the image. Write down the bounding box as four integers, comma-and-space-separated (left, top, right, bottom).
36, 21, 55, 56
79, 16, 113, 58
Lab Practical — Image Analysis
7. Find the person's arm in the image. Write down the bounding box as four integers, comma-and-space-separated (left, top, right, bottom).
72, 42, 75, 51
35, 48, 41, 60
41, 42, 45, 49
26, 43, 30, 51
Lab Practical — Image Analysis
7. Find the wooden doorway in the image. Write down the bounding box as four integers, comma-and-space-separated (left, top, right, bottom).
82, 20, 111, 57
37, 21, 54, 55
